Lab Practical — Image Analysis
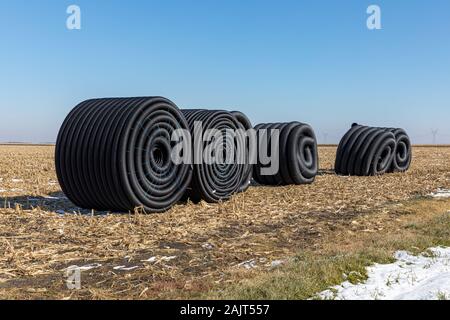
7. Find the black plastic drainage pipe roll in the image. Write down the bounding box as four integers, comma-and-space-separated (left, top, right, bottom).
55, 97, 192, 213
181, 109, 245, 203
386, 128, 412, 173
253, 122, 319, 186
230, 111, 254, 193
335, 123, 411, 176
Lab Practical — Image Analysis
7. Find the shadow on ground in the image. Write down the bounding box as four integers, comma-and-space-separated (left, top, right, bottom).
0, 192, 105, 215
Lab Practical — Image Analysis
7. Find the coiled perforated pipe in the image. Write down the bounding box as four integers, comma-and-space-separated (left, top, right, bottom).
386, 128, 412, 172
335, 123, 411, 176
230, 111, 254, 193
253, 122, 318, 185
181, 109, 245, 202
55, 97, 192, 212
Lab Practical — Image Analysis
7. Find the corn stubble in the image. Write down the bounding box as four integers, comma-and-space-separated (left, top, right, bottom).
0, 145, 449, 299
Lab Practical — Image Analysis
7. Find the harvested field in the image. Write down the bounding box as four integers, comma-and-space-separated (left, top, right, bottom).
0, 145, 449, 299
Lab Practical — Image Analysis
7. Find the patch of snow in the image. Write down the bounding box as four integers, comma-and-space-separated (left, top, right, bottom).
141, 256, 177, 264
318, 247, 450, 300
430, 189, 450, 199
202, 243, 214, 250
0, 189, 6, 193
271, 260, 285, 268
78, 263, 102, 271
160, 256, 177, 262
237, 259, 258, 270
44, 196, 61, 200
11, 179, 23, 183
113, 265, 139, 271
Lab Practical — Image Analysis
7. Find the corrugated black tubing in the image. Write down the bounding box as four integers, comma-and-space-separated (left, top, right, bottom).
253, 122, 319, 185
387, 128, 412, 173
55, 97, 192, 213
181, 109, 245, 202
230, 111, 254, 193
335, 123, 412, 176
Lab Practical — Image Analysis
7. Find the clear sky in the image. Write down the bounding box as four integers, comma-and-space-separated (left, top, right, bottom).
0, 0, 449, 144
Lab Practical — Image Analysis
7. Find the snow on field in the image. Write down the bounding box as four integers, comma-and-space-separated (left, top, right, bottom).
113, 265, 139, 271
319, 247, 450, 300
430, 189, 450, 198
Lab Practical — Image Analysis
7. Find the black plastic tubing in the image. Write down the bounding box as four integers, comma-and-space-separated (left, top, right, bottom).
386, 128, 412, 172
253, 122, 319, 185
181, 109, 245, 203
55, 97, 192, 213
230, 111, 254, 193
335, 123, 412, 176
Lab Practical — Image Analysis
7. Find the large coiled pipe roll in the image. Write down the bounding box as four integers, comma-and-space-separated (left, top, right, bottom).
55, 97, 192, 213
387, 128, 412, 172
253, 122, 319, 185
335, 123, 411, 176
230, 111, 254, 193
181, 109, 245, 202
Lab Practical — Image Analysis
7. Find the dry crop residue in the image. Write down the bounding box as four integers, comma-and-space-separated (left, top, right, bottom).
0, 145, 449, 299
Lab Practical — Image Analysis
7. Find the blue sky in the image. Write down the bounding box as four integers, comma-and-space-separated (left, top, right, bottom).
0, 0, 449, 143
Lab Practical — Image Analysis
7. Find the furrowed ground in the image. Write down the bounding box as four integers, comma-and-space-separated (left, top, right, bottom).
0, 145, 449, 299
